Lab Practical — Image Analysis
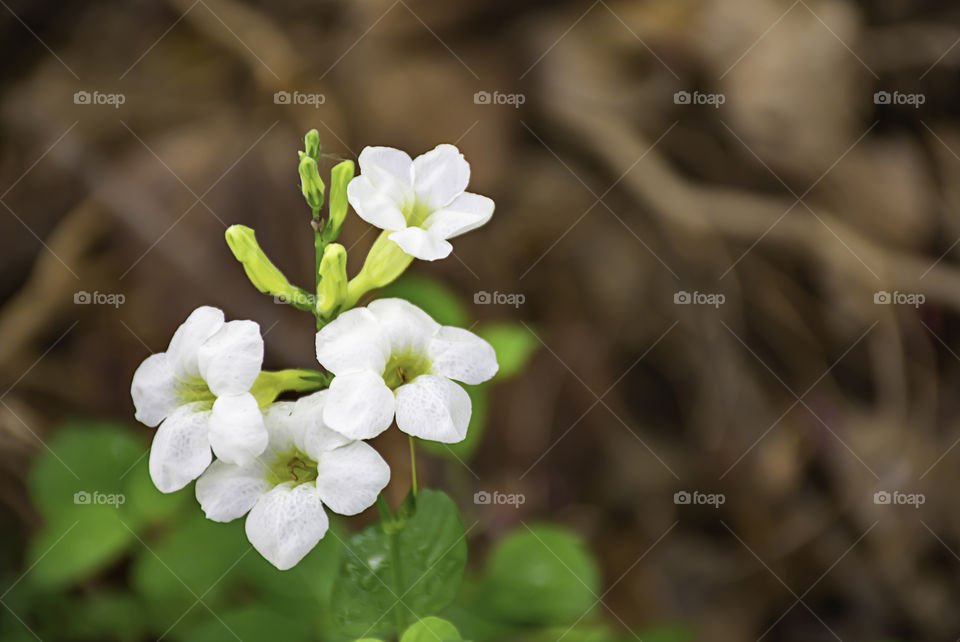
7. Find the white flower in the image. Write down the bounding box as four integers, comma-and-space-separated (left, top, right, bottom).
195, 392, 390, 570
315, 298, 498, 443
346, 144, 495, 261
130, 306, 268, 493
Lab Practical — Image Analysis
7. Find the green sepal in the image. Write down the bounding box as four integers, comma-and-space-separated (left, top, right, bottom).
323, 160, 355, 242
250, 369, 332, 407
344, 231, 414, 308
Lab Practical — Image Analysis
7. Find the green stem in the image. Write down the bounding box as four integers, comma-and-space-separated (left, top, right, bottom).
409, 436, 419, 497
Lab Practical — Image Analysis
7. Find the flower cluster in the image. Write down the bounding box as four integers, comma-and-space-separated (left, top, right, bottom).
131, 139, 498, 569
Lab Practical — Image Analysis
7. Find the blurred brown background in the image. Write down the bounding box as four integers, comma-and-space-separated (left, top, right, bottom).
4, 0, 960, 639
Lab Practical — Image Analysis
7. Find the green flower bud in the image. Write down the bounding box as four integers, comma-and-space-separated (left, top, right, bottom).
316, 243, 348, 317
322, 159, 354, 242
303, 129, 321, 161
345, 231, 414, 308
225, 225, 313, 310
299, 156, 325, 214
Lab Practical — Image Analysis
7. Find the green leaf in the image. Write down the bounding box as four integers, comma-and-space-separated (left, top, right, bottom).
422, 384, 487, 461
69, 592, 148, 641
25, 422, 148, 588
176, 605, 312, 642
380, 274, 469, 327
482, 525, 600, 625
331, 490, 468, 637
401, 617, 462, 641
477, 323, 539, 381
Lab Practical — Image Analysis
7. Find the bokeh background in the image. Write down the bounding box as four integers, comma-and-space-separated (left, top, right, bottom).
4, 0, 960, 640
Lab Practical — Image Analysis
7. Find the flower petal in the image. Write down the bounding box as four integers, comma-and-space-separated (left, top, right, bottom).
428, 326, 499, 385
245, 483, 329, 570
195, 458, 271, 522
314, 441, 390, 516
323, 370, 395, 440
388, 227, 453, 261
290, 390, 352, 458
198, 320, 264, 396
368, 298, 440, 357
166, 306, 224, 378
347, 175, 407, 231
395, 375, 471, 443
358, 146, 413, 188
148, 402, 212, 493
411, 144, 470, 209
425, 192, 495, 240
208, 393, 268, 465
261, 401, 298, 455
131, 352, 178, 427
315, 308, 389, 375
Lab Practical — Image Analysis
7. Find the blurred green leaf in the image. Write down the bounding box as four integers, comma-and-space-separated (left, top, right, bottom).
477, 322, 539, 381
331, 490, 467, 637
422, 384, 487, 461
25, 422, 148, 588
401, 616, 462, 641
482, 525, 600, 625
381, 274, 469, 327
70, 592, 148, 641
177, 605, 312, 642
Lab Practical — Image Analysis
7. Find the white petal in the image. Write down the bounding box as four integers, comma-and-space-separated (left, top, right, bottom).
323, 370, 395, 440
315, 307, 389, 375
388, 227, 453, 261
198, 320, 264, 396
314, 441, 390, 516
166, 306, 224, 378
148, 402, 212, 493
347, 175, 407, 231
428, 326, 499, 385
411, 144, 470, 209
425, 192, 495, 240
368, 298, 440, 357
358, 146, 413, 188
131, 352, 178, 427
245, 483, 329, 570
208, 393, 268, 465
195, 459, 271, 522
289, 391, 352, 458
261, 401, 298, 455
395, 375, 471, 443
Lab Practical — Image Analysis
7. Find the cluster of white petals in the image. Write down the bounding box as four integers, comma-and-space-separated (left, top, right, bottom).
316, 298, 498, 443
347, 144, 495, 261
131, 306, 268, 493
196, 391, 389, 569
132, 143, 501, 570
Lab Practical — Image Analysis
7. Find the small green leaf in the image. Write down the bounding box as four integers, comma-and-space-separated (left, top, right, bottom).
401, 617, 462, 641
331, 490, 467, 637
380, 274, 469, 327
482, 525, 600, 625
478, 322, 539, 381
